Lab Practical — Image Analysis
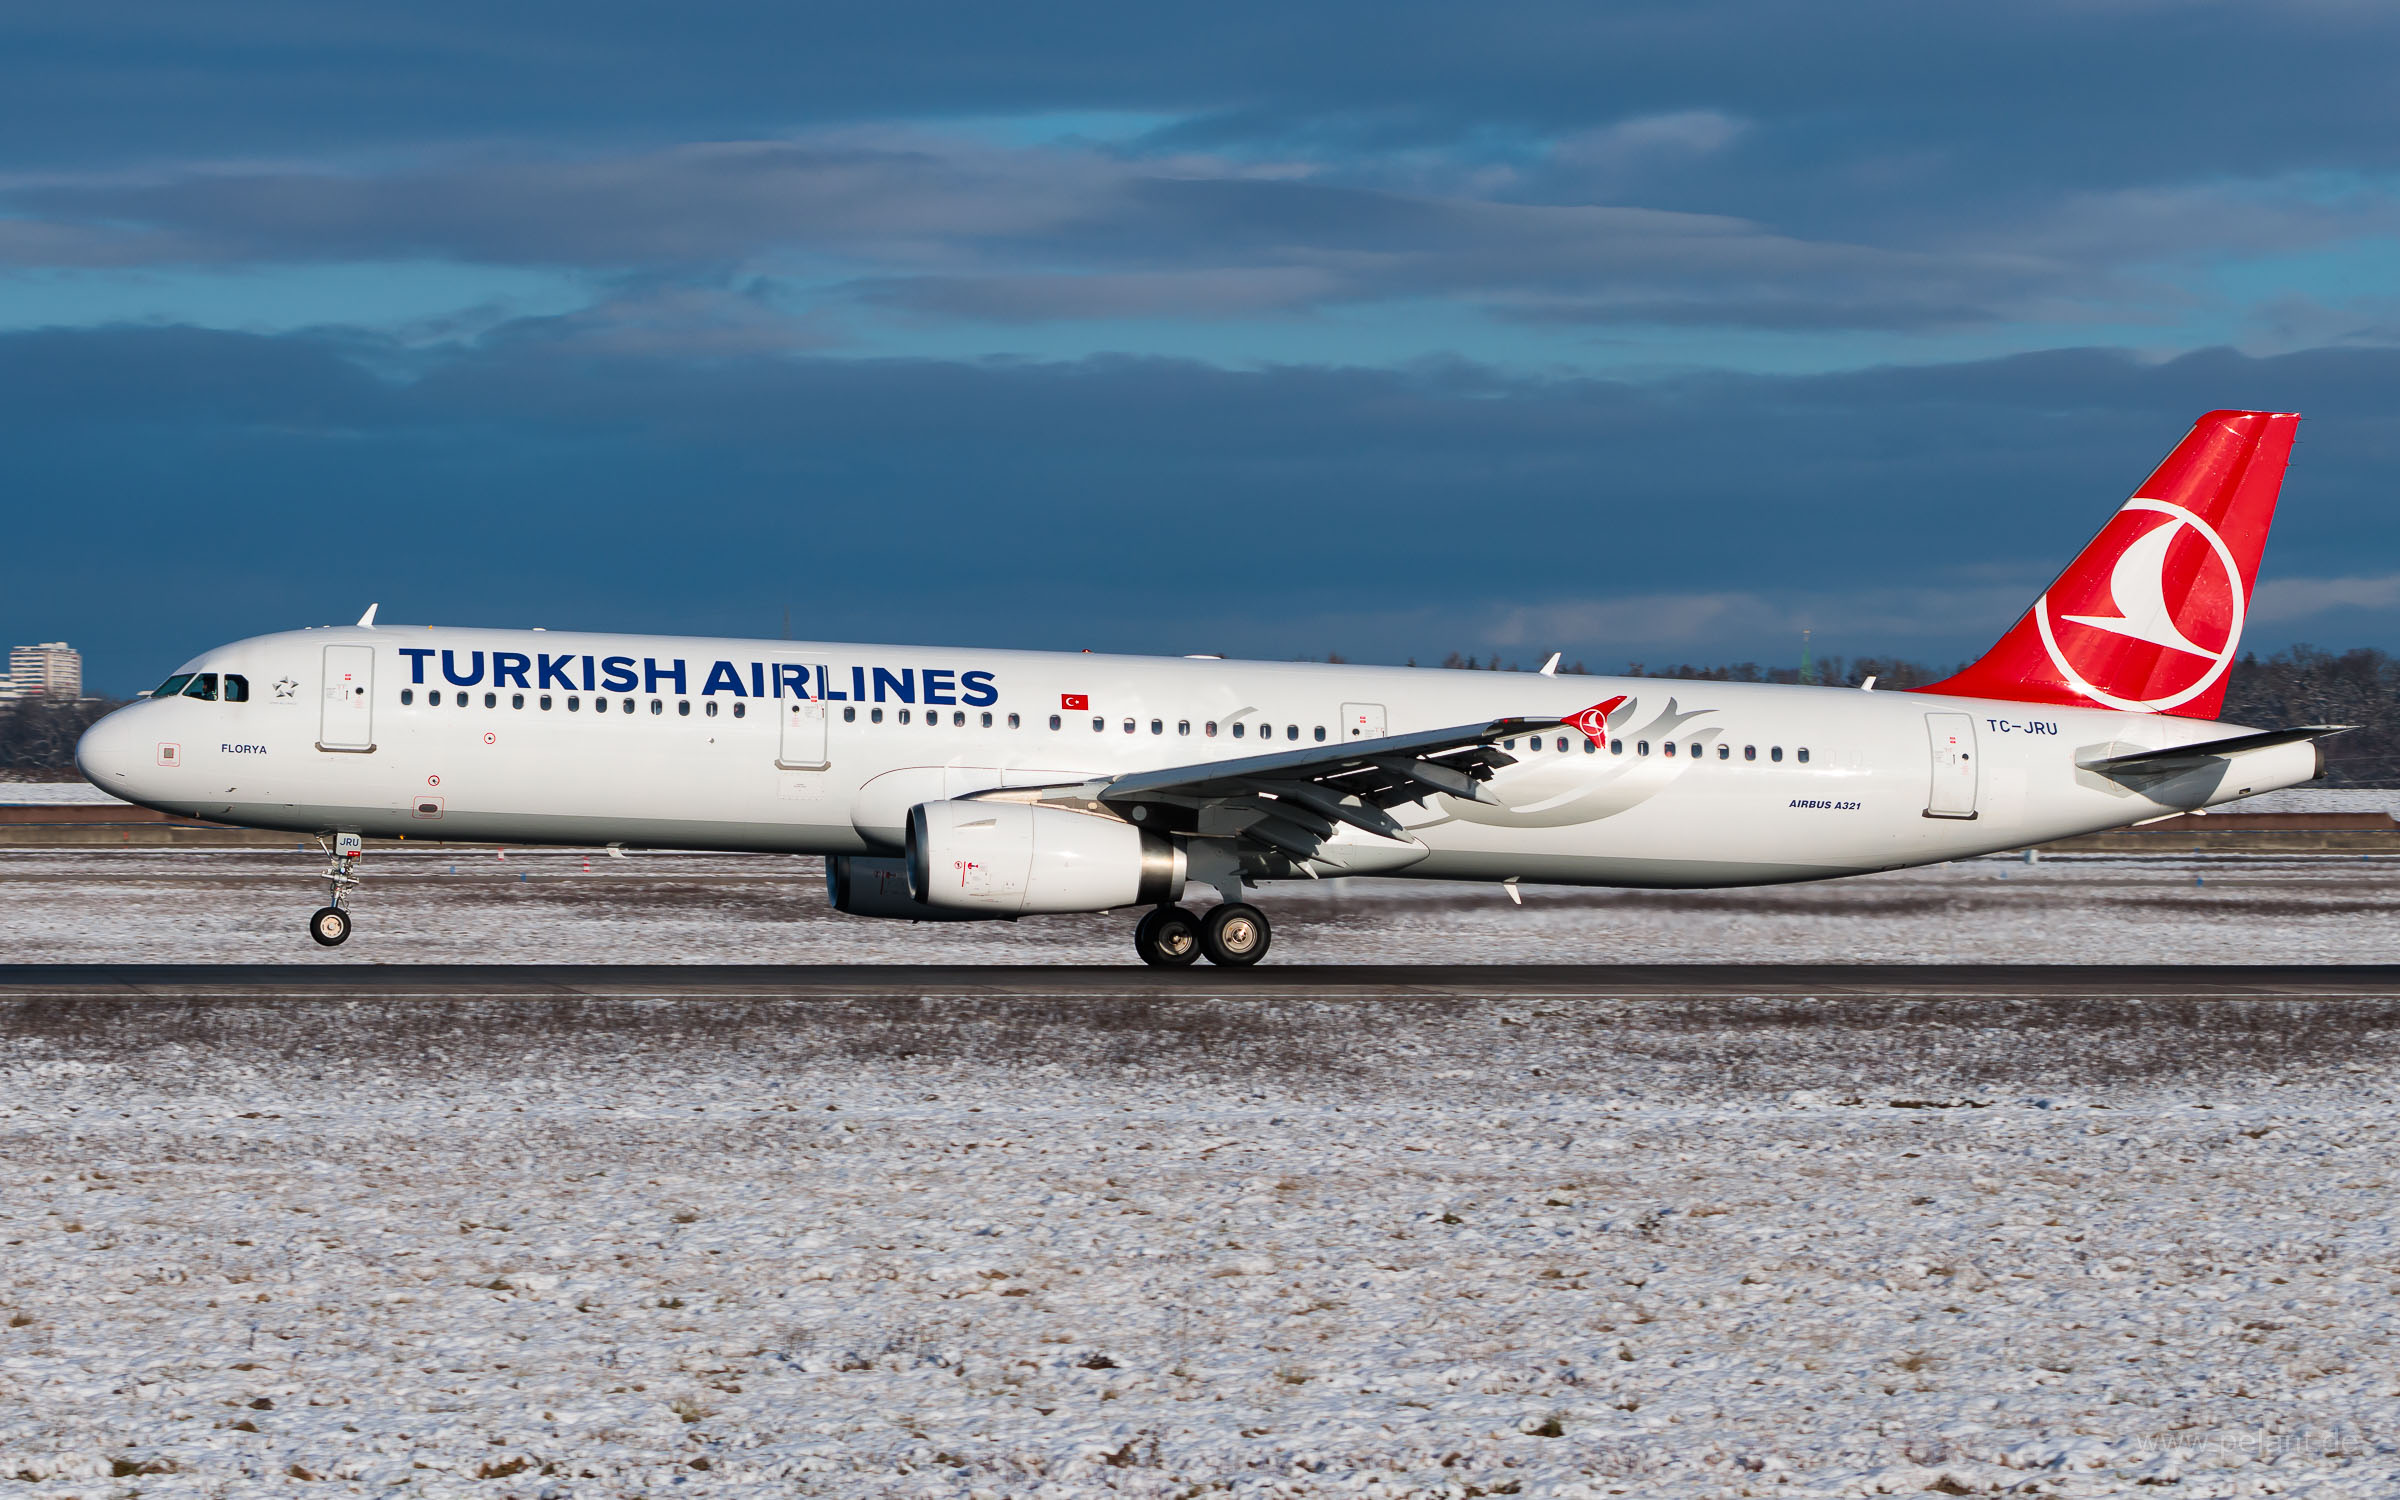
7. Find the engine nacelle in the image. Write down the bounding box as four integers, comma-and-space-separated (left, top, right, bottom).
825, 854, 1008, 922
908, 800, 1184, 915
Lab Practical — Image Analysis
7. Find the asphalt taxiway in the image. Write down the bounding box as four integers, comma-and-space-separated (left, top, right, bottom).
3, 963, 2399, 1001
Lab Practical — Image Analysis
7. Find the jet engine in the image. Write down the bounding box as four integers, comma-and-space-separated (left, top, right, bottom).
825, 854, 1006, 922
907, 800, 1184, 916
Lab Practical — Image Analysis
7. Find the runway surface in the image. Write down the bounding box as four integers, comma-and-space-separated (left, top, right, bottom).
6, 962, 2400, 999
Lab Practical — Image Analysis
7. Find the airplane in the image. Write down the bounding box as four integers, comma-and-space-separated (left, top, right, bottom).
75, 409, 2339, 967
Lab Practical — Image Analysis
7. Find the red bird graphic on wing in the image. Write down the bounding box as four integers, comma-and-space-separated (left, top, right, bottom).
1566, 696, 1627, 746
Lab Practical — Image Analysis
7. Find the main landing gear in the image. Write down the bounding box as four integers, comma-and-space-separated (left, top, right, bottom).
1134, 902, 1271, 968
308, 832, 364, 947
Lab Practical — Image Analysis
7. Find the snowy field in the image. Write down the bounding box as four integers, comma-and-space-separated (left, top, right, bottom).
6, 843, 2400, 1496
3, 990, 2397, 1497
6, 844, 2400, 965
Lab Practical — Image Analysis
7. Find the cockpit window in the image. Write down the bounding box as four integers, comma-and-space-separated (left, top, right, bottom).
152, 674, 193, 699
181, 673, 219, 701
222, 674, 249, 703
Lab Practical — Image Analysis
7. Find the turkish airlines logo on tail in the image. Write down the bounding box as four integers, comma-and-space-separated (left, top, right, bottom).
1567, 696, 1627, 745
2035, 498, 2245, 713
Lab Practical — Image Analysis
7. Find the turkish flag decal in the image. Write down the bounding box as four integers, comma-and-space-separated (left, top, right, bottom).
1061, 693, 1089, 711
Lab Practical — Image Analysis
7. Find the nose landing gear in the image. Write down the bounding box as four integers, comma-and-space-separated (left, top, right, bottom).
308, 832, 364, 947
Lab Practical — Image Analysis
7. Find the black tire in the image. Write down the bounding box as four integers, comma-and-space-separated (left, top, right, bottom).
309, 906, 352, 947
1200, 902, 1271, 967
1134, 906, 1203, 968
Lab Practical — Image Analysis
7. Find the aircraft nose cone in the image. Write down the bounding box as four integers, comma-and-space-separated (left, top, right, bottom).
75, 706, 150, 800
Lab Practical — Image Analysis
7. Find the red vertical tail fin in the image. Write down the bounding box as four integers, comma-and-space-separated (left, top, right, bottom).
1917, 409, 2298, 719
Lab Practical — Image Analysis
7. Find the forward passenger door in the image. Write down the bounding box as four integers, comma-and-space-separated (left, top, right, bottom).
318, 645, 375, 752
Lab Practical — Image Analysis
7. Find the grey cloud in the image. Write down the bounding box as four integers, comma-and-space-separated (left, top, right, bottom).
2, 137, 2064, 334
11, 325, 2400, 690
2252, 572, 2400, 623
1491, 296, 1998, 332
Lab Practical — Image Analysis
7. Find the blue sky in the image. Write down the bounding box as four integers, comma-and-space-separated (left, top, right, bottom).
9, 1, 2400, 691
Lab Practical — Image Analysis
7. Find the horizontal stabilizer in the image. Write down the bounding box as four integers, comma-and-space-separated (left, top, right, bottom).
2078, 725, 2349, 775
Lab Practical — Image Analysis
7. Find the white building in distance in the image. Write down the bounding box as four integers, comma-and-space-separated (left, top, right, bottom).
4, 642, 83, 701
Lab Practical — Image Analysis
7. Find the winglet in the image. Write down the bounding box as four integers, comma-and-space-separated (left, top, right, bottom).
1566, 696, 1628, 746
356, 603, 380, 629
1538, 652, 1561, 677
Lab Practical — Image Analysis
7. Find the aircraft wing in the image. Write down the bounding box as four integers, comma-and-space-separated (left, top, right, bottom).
985, 698, 1624, 871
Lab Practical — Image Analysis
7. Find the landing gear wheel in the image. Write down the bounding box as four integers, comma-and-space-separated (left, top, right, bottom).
1134, 905, 1203, 968
308, 906, 352, 947
1200, 902, 1270, 967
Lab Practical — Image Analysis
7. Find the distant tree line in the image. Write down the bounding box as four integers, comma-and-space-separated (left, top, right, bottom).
1422, 645, 2400, 786
0, 696, 122, 779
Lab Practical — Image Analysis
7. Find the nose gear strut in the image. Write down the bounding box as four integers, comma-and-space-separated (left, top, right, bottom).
308, 831, 363, 946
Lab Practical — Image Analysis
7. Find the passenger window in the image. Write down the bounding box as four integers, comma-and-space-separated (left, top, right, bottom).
222, 674, 250, 703
568, 696, 580, 712
401, 688, 414, 706
733, 702, 746, 719
1006, 713, 1019, 728
1151, 719, 1163, 735
1178, 721, 1190, 736
1771, 746, 1783, 762
1610, 738, 1623, 754
928, 713, 938, 730
1092, 717, 1104, 732
152, 674, 194, 699
954, 711, 966, 727
1504, 739, 1515, 750
1287, 725, 1299, 741
1797, 747, 1810, 764
898, 708, 911, 724
622, 698, 635, 714
183, 674, 218, 701
871, 708, 883, 723
677, 700, 690, 716
1583, 738, 1596, 754
649, 699, 663, 716
1555, 737, 1567, 753
1664, 741, 1676, 758
1048, 714, 1061, 730
1232, 722, 1245, 738
513, 693, 525, 710
1637, 740, 1650, 755
1688, 742, 1700, 759
483, 691, 496, 708
541, 695, 552, 711
1744, 744, 1756, 761
1314, 726, 1326, 742
705, 700, 718, 717
1124, 718, 1136, 734
594, 697, 607, 713
980, 711, 992, 727
1717, 743, 1729, 760
1205, 722, 1217, 737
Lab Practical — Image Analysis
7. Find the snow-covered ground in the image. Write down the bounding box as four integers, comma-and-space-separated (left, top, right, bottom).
3, 992, 2395, 1497
6, 845, 2400, 964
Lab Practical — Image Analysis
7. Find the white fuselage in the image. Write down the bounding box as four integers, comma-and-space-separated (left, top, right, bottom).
78, 625, 2317, 889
